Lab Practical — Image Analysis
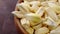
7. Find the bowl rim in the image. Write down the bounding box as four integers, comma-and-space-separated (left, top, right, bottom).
14, 0, 28, 34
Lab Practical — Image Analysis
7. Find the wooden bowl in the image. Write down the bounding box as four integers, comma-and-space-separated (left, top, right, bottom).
14, 0, 28, 34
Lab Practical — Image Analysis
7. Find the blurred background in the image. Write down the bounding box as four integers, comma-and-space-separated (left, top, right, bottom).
0, 0, 23, 34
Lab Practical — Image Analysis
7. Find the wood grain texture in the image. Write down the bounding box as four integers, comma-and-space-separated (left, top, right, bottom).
0, 0, 23, 34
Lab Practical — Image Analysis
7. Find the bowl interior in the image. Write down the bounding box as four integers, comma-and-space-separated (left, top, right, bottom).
14, 0, 28, 34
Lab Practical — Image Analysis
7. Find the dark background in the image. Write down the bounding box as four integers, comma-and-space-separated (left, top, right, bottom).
0, 0, 23, 34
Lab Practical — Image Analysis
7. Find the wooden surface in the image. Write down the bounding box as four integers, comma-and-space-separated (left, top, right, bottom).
0, 0, 23, 34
